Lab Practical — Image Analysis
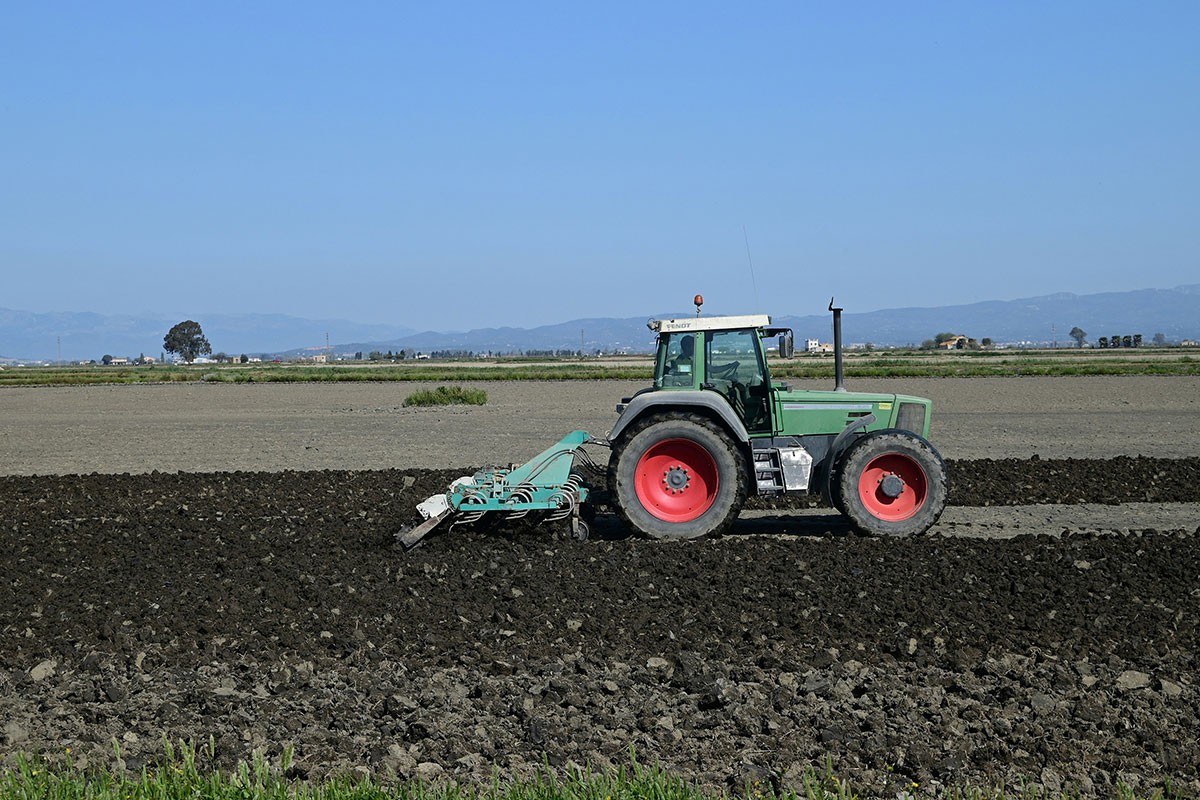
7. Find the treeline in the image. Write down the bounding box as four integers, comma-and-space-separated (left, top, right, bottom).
1097, 335, 1143, 348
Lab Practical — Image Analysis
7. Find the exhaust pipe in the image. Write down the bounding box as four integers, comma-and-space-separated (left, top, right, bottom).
829, 298, 846, 392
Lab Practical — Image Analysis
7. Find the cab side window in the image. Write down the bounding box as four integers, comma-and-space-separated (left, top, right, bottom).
662, 333, 696, 387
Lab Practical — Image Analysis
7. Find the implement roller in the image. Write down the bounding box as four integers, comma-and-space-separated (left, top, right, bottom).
399, 297, 948, 548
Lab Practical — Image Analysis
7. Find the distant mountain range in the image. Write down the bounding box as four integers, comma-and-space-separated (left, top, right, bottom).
292, 284, 1200, 358
2, 285, 1197, 363
778, 284, 1200, 348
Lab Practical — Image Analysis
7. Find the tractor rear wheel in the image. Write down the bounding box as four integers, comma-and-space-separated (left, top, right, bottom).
609, 414, 747, 540
836, 430, 946, 537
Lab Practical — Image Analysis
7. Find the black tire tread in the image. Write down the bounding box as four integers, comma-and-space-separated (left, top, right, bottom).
608, 412, 748, 540
836, 430, 947, 537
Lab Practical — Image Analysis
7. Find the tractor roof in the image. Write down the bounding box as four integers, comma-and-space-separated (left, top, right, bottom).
648, 314, 772, 333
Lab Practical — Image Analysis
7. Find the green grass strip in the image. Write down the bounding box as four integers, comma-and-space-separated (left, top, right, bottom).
2, 351, 1199, 386
403, 386, 488, 407
0, 742, 1188, 800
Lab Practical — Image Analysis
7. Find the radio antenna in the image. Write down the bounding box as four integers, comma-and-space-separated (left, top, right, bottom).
741, 224, 761, 311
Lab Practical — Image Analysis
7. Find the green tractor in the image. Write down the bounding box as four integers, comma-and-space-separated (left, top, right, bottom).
399, 298, 947, 546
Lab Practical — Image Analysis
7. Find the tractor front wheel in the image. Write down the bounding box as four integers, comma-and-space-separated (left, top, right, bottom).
836, 430, 947, 537
609, 414, 747, 540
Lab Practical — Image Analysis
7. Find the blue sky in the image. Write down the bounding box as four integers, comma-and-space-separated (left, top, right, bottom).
3, 2, 1197, 331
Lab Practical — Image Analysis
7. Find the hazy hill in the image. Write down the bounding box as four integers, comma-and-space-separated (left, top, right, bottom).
327, 316, 661, 358
315, 284, 1200, 357
776, 285, 1200, 348
2, 285, 1196, 362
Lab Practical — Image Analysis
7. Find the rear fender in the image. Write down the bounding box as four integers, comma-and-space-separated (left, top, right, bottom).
608, 390, 751, 446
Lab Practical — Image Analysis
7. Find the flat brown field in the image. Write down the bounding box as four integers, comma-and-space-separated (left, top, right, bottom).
2, 375, 1198, 474
2, 376, 1198, 796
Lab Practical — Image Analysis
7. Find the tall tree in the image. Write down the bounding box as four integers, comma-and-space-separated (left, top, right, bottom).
163, 320, 212, 363
1069, 326, 1087, 348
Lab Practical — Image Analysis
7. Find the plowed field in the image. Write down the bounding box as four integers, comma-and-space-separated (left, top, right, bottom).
2, 379, 1198, 797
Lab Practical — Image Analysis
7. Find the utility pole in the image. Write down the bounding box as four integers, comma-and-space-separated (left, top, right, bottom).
580, 329, 585, 358
57, 336, 61, 364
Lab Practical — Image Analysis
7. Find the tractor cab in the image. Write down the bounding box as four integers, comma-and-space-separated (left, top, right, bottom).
652, 315, 776, 435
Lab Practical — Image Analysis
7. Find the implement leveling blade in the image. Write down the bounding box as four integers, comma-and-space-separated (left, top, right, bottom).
396, 431, 596, 548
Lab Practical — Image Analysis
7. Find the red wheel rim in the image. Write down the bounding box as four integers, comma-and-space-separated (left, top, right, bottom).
634, 438, 719, 522
857, 452, 928, 522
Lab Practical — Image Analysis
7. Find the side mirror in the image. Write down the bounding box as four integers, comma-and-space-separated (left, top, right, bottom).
778, 331, 794, 359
